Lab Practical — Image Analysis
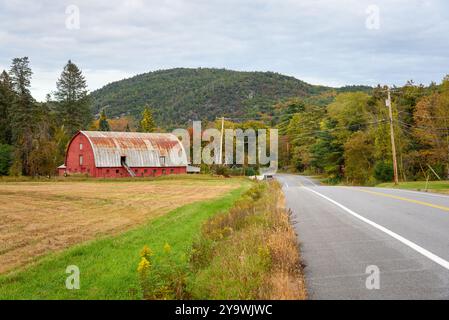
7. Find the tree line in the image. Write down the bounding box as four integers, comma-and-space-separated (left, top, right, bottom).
277, 77, 449, 185
0, 57, 157, 177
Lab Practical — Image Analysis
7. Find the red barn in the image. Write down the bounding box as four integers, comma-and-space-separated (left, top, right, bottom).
59, 131, 188, 178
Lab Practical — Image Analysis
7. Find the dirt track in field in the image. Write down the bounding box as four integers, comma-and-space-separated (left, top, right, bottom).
0, 179, 239, 274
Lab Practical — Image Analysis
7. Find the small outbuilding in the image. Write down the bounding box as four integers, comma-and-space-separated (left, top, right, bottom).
187, 165, 201, 174
59, 131, 188, 178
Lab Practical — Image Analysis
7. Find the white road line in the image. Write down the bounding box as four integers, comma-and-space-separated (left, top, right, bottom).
285, 182, 289, 188
303, 186, 449, 271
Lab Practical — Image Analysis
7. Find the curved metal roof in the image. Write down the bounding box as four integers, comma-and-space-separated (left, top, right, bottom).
80, 131, 188, 168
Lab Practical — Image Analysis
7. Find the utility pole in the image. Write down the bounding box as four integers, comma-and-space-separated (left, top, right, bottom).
219, 117, 224, 165
386, 86, 399, 185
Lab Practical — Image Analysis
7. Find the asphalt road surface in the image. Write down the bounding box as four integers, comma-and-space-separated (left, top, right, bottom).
276, 174, 449, 300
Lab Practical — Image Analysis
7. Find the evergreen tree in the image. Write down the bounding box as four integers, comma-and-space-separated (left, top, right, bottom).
8, 57, 35, 175
99, 109, 111, 131
55, 60, 91, 135
276, 98, 306, 135
0, 70, 14, 145
140, 106, 156, 132
0, 144, 13, 175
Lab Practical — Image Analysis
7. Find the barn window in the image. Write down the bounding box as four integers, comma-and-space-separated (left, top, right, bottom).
153, 169, 157, 175
170, 169, 174, 173
144, 169, 147, 173
106, 169, 110, 173
80, 143, 83, 150
160, 156, 166, 166
162, 169, 166, 175
116, 169, 119, 174
79, 155, 83, 165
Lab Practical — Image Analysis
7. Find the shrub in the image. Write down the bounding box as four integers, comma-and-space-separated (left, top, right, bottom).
374, 161, 394, 182
211, 165, 230, 177
244, 167, 257, 176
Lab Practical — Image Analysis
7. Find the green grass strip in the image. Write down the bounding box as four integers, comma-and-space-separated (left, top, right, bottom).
377, 180, 449, 192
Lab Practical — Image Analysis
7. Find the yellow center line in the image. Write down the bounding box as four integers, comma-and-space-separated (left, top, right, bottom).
352, 187, 449, 212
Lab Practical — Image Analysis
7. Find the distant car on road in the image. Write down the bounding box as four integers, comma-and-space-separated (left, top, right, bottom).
249, 173, 274, 181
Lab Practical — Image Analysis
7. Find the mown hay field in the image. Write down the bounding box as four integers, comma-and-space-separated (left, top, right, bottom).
0, 176, 242, 274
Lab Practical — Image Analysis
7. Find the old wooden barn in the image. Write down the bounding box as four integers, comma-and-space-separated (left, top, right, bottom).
58, 131, 188, 178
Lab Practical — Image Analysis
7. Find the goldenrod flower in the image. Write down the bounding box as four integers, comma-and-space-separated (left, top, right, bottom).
137, 257, 151, 273
140, 245, 153, 260
163, 243, 172, 254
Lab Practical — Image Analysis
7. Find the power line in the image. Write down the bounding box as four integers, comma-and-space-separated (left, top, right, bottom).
289, 119, 388, 141
223, 113, 306, 121
413, 114, 449, 120
397, 120, 449, 131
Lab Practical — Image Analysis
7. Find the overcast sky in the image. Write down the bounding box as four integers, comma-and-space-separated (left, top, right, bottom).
1, 0, 448, 101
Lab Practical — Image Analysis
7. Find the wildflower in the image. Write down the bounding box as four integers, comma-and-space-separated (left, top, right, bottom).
163, 243, 172, 254
140, 245, 153, 261
137, 257, 151, 274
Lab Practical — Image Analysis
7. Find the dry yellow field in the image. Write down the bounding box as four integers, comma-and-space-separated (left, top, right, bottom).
0, 177, 240, 274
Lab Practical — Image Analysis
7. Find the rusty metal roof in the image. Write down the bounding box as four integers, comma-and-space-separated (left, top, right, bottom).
80, 131, 188, 168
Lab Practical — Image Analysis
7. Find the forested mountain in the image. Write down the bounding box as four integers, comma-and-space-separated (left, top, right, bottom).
90, 68, 371, 126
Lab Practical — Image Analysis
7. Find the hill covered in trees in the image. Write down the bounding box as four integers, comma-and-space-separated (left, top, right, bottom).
90, 68, 371, 126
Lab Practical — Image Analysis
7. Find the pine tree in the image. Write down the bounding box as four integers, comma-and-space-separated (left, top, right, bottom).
99, 109, 111, 131
0, 70, 14, 145
0, 144, 13, 176
55, 60, 91, 135
140, 106, 156, 132
9, 57, 35, 175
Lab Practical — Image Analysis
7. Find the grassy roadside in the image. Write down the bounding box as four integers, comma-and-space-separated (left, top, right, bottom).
185, 181, 306, 300
376, 181, 449, 194
0, 183, 249, 299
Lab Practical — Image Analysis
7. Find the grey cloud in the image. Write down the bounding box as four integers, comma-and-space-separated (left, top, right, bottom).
0, 0, 448, 100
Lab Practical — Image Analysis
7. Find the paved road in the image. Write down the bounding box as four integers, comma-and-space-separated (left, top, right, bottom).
276, 174, 449, 300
